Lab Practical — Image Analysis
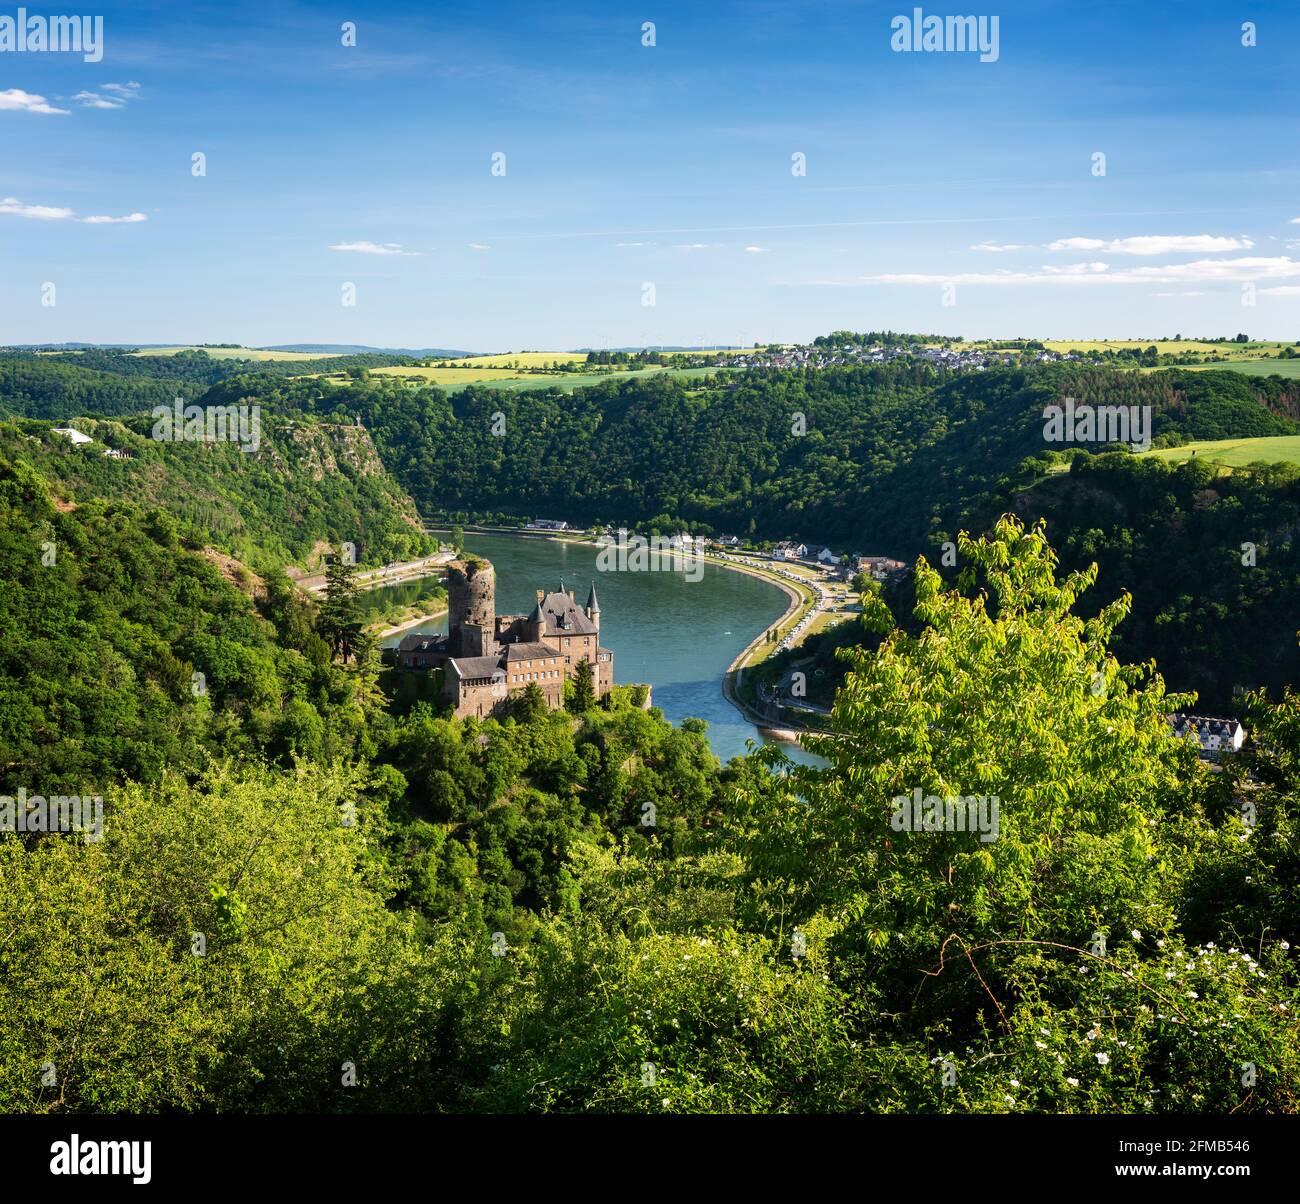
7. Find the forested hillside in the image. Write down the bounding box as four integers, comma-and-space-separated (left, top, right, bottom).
0, 456, 367, 793
0, 350, 418, 421
0, 414, 433, 570
199, 364, 1300, 555
1009, 454, 1300, 711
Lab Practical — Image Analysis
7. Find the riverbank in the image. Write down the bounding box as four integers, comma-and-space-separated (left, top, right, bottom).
374, 606, 448, 639
718, 566, 804, 730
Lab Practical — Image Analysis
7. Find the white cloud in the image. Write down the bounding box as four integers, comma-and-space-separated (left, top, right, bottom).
467, 243, 490, 251
614, 241, 654, 247
0, 88, 69, 115
1047, 234, 1253, 255
73, 92, 125, 110
1046, 237, 1106, 251
1260, 285, 1300, 296
1151, 291, 1206, 297
674, 243, 710, 250
0, 196, 147, 223
328, 240, 419, 256
970, 241, 1026, 252
860, 256, 1300, 287
71, 82, 141, 110
1290, 217, 1300, 225
744, 245, 766, 253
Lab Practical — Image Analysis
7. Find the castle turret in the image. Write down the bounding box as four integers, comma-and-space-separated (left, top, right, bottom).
447, 557, 497, 657
585, 581, 599, 624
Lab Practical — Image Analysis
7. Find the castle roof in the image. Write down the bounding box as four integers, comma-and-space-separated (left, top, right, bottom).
535, 589, 598, 636
447, 656, 503, 680
585, 581, 599, 611
397, 633, 445, 652
502, 642, 560, 661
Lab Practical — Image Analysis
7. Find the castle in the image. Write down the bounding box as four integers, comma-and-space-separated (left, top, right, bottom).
396, 557, 614, 719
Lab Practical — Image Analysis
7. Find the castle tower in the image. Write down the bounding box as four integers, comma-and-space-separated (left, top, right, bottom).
585, 581, 600, 629
447, 558, 497, 657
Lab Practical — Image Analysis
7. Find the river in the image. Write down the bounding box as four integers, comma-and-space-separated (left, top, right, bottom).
378, 532, 823, 765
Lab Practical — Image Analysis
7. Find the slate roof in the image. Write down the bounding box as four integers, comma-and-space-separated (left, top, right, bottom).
502, 642, 561, 661
536, 588, 598, 636
447, 656, 504, 679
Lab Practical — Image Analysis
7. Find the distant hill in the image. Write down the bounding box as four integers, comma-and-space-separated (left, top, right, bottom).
4, 342, 479, 358
262, 344, 477, 357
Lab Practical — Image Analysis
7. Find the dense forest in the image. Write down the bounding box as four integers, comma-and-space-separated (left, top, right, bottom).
0, 414, 434, 571
196, 363, 1299, 554
0, 350, 419, 420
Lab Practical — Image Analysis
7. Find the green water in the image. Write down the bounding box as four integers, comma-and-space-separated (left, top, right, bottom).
378, 532, 823, 765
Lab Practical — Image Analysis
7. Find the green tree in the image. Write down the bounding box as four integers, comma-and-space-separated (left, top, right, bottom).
318, 547, 362, 662
570, 657, 596, 713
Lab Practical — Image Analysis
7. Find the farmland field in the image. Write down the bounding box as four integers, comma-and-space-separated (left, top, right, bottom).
1043, 340, 1290, 359
1175, 358, 1300, 378
442, 352, 588, 368
128, 346, 325, 361
1142, 435, 1300, 468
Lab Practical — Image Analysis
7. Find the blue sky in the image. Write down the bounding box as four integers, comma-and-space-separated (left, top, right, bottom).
2, 0, 1298, 349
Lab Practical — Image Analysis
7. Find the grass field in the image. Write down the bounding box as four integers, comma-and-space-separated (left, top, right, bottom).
1174, 359, 1300, 378
128, 346, 325, 361
441, 352, 588, 368
1142, 436, 1300, 468
1043, 340, 1291, 359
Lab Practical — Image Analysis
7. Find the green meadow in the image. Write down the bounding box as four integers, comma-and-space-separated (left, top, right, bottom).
1143, 435, 1300, 468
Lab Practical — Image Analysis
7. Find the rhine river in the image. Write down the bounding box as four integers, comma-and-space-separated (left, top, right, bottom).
380, 532, 822, 766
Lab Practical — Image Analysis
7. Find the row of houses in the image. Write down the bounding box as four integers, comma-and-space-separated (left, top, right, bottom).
716, 342, 1082, 374
770, 541, 909, 584
1169, 714, 1246, 761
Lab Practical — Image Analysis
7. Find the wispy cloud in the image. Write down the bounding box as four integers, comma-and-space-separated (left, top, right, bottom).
0, 196, 146, 223
744, 245, 766, 253
1047, 234, 1253, 255
328, 240, 420, 256
467, 243, 490, 251
1260, 285, 1300, 296
675, 243, 710, 250
71, 81, 142, 110
857, 256, 1300, 287
970, 241, 1026, 252
0, 88, 69, 115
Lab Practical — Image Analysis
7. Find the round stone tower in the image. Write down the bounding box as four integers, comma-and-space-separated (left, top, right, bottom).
447, 557, 496, 657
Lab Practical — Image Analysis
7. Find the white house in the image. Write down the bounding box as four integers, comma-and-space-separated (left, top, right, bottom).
1168, 714, 1246, 760
51, 427, 93, 445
